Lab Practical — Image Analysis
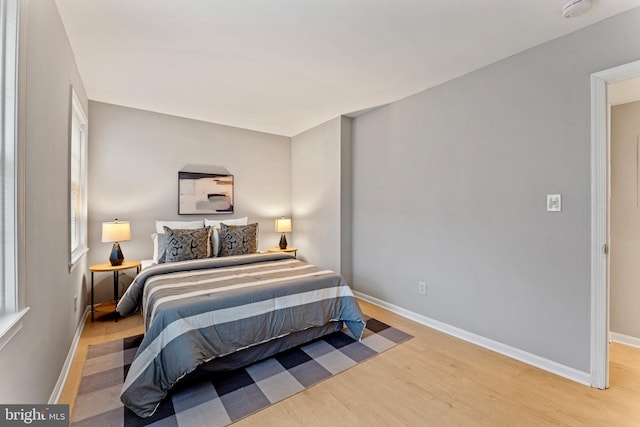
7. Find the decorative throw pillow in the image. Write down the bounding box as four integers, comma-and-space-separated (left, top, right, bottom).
218, 223, 258, 257
164, 226, 211, 263
204, 217, 249, 258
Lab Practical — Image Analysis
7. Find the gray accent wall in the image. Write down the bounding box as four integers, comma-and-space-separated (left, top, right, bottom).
610, 101, 640, 339
352, 8, 640, 373
291, 116, 353, 279
0, 0, 89, 403
340, 117, 353, 285
87, 102, 291, 303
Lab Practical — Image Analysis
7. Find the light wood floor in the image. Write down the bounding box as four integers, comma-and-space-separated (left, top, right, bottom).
60, 300, 640, 426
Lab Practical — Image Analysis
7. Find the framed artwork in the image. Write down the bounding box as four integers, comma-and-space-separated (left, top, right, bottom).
178, 171, 234, 214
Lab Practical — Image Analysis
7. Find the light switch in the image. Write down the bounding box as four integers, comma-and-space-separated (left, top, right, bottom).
547, 194, 561, 212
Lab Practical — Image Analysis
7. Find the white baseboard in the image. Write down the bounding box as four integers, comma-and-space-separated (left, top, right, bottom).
354, 291, 592, 387
610, 331, 640, 349
49, 306, 89, 404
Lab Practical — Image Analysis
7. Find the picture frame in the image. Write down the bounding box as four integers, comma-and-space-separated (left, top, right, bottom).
178, 171, 234, 215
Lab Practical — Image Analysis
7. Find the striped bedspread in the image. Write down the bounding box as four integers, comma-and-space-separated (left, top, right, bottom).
116, 252, 366, 418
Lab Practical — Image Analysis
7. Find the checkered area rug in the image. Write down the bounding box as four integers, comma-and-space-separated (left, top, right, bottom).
71, 318, 412, 426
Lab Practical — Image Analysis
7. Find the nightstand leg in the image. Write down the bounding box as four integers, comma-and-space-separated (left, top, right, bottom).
113, 271, 119, 322
91, 272, 94, 322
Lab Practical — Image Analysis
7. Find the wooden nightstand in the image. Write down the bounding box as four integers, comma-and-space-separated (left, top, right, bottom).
266, 247, 298, 258
89, 260, 141, 322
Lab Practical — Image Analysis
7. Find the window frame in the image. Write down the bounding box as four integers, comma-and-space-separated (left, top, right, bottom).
68, 87, 88, 271
0, 0, 28, 351
1, 0, 18, 317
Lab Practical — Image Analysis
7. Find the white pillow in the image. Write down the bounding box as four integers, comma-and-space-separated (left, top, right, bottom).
152, 233, 160, 263
203, 217, 248, 228
155, 220, 204, 234
204, 217, 248, 256
151, 233, 167, 264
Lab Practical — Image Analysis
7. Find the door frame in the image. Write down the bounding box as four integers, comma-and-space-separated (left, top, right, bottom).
590, 59, 640, 389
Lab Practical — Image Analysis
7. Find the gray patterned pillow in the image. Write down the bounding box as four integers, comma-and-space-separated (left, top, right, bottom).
218, 223, 258, 256
164, 226, 211, 263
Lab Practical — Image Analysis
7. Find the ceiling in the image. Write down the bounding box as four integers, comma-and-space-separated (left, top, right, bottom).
54, 0, 640, 137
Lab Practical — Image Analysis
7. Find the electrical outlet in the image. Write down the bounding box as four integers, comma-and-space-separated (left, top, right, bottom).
418, 281, 427, 295
73, 295, 78, 312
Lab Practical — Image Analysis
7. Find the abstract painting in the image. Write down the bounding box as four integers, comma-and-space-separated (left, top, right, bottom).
178, 171, 234, 214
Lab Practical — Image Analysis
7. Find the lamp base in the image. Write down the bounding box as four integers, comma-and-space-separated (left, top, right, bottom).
279, 233, 287, 250
109, 242, 124, 266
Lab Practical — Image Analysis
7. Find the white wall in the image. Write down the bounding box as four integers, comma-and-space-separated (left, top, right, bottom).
610, 101, 640, 339
0, 0, 89, 403
291, 116, 352, 278
351, 8, 640, 374
87, 102, 291, 302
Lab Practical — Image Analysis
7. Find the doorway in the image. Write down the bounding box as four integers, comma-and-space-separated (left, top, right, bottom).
609, 80, 640, 350
591, 59, 640, 389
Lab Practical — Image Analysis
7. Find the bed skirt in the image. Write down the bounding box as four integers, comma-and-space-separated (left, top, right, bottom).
194, 321, 344, 374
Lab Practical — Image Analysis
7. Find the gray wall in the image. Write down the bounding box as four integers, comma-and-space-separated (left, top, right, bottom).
610, 101, 640, 339
0, 0, 89, 403
340, 117, 353, 284
351, 8, 640, 373
87, 102, 291, 302
5, 3, 640, 405
291, 116, 352, 278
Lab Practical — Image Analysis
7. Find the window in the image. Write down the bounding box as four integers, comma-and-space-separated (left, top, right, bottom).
69, 87, 88, 270
1, 0, 19, 318
0, 0, 28, 349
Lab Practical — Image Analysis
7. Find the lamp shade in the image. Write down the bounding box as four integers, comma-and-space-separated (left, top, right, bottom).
275, 217, 292, 233
101, 220, 131, 243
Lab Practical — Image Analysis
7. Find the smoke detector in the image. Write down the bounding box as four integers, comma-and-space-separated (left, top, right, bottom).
562, 0, 592, 18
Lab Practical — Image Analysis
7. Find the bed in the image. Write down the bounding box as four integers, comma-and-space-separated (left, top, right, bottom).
116, 251, 366, 418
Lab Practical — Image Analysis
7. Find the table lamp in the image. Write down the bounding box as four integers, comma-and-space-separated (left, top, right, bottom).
102, 219, 131, 266
275, 217, 291, 249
